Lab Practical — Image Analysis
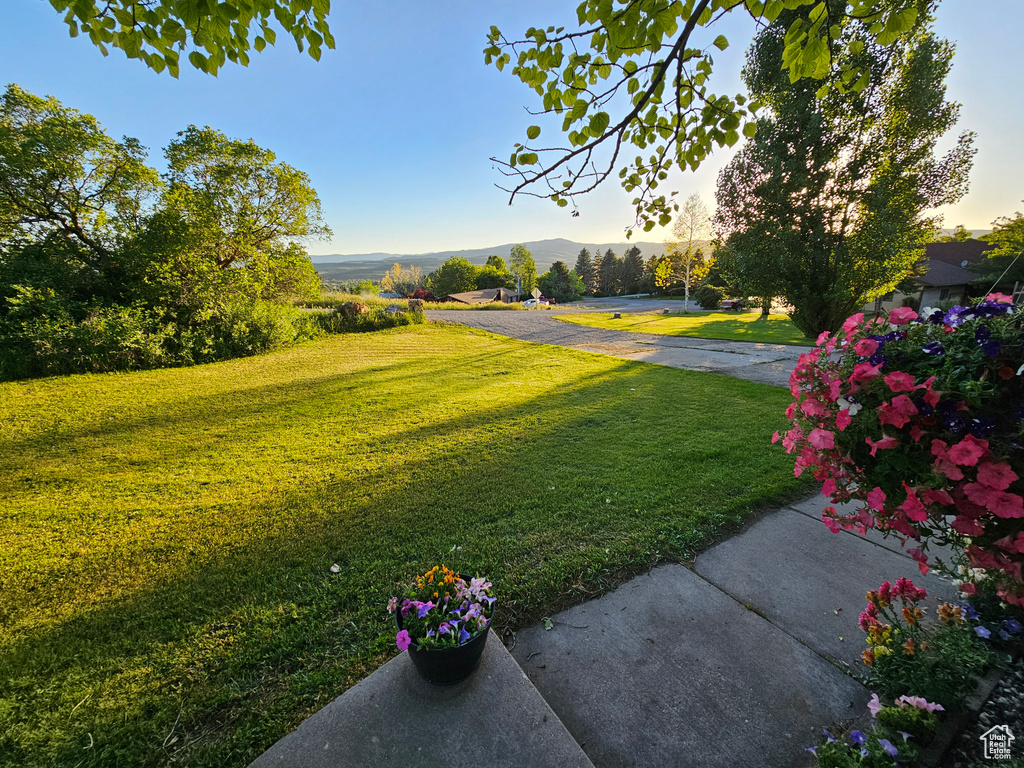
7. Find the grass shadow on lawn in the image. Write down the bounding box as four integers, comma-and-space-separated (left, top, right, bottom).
0, 326, 811, 767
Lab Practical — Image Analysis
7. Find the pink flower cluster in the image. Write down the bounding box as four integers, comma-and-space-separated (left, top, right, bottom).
774, 302, 1024, 607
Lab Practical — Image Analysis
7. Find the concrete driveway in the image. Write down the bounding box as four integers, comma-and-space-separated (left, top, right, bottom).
425, 301, 806, 387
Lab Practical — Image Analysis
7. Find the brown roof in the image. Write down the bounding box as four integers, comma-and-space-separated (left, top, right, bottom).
923, 240, 993, 267
445, 288, 518, 304
917, 259, 977, 287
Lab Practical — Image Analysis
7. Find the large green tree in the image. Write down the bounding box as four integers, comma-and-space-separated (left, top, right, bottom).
47, 0, 335, 76
0, 84, 159, 266
714, 3, 973, 337
972, 207, 1024, 291
427, 256, 479, 297
485, 0, 929, 231
574, 247, 597, 294
509, 244, 537, 295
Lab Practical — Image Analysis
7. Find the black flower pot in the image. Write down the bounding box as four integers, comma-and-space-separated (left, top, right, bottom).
394, 574, 492, 685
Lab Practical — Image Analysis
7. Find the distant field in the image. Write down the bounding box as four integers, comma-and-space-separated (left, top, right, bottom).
556, 310, 813, 346
1, 324, 805, 767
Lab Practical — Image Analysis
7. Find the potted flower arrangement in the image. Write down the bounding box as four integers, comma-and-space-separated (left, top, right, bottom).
774, 295, 1024, 608
387, 565, 496, 685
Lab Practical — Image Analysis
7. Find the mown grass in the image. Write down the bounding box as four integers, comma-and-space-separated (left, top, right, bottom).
0, 323, 807, 767
299, 292, 527, 311
556, 310, 813, 345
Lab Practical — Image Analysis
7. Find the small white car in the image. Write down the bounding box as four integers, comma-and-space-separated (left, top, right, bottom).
522, 298, 540, 308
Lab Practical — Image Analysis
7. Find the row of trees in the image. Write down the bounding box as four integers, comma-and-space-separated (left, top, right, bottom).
0, 84, 330, 378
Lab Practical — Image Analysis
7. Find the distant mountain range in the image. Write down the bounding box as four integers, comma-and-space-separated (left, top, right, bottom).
311, 238, 675, 283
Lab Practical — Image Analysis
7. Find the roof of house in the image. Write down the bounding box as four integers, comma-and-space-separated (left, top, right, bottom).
923, 240, 993, 267
445, 288, 516, 304
917, 259, 978, 287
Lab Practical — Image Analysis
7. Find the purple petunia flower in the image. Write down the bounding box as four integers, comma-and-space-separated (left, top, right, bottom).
417, 601, 436, 619
400, 598, 413, 618
869, 352, 888, 367
823, 729, 836, 743
975, 625, 992, 639
922, 341, 945, 355
981, 339, 1002, 357
850, 730, 867, 746
879, 738, 898, 757
1005, 619, 1023, 634
438, 622, 452, 635
969, 417, 997, 439
897, 731, 913, 742
387, 596, 398, 613
459, 627, 471, 643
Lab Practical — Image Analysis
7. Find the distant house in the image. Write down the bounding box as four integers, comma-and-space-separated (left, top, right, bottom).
863, 240, 994, 313
444, 287, 520, 305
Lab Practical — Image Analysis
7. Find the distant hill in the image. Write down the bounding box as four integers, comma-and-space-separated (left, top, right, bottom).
311, 238, 676, 282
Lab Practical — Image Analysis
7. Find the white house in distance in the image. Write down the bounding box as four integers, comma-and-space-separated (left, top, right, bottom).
863, 240, 993, 313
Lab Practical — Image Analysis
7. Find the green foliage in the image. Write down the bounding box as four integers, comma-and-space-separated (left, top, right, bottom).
162, 124, 331, 272
485, 0, 927, 230
574, 248, 597, 294
621, 246, 645, 294
0, 86, 334, 379
427, 256, 480, 297
509, 244, 537, 295
0, 84, 160, 260
974, 207, 1024, 289
475, 264, 516, 290
869, 620, 992, 708
875, 704, 939, 738
485, 254, 509, 272
598, 248, 620, 295
312, 305, 424, 334
538, 260, 584, 302
693, 285, 722, 310
715, 8, 974, 338
47, 0, 335, 76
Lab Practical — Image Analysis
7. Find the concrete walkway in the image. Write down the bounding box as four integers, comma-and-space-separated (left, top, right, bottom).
251, 494, 956, 768
425, 307, 805, 387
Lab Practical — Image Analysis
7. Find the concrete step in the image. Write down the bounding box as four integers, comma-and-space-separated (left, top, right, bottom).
510, 563, 869, 768
694, 506, 959, 671
250, 634, 594, 768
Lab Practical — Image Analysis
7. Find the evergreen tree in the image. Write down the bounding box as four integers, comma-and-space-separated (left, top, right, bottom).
574, 247, 596, 294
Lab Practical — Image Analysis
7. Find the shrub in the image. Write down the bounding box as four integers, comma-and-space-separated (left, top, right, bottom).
409, 288, 437, 302
693, 285, 722, 310
313, 305, 424, 334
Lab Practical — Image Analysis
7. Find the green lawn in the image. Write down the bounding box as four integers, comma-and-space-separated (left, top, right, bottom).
0, 323, 806, 767
556, 310, 813, 345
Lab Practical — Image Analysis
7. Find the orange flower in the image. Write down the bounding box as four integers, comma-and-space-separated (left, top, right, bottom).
902, 606, 919, 626
862, 649, 875, 667
903, 638, 916, 656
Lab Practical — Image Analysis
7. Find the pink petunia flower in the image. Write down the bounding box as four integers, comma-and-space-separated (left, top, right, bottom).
895, 695, 944, 713
977, 461, 1019, 491
808, 428, 835, 450
865, 435, 899, 457
842, 313, 865, 336
835, 409, 852, 431
868, 693, 883, 717
901, 486, 928, 522
888, 307, 919, 325
883, 371, 917, 392
854, 338, 879, 356
946, 435, 989, 467
396, 629, 412, 651
986, 292, 1013, 304
867, 487, 886, 511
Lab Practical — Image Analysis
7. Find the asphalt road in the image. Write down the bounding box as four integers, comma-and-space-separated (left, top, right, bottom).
425, 299, 805, 387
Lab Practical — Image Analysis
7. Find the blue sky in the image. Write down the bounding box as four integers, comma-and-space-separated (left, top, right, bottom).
2, 0, 1020, 255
